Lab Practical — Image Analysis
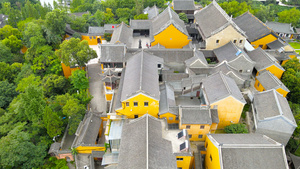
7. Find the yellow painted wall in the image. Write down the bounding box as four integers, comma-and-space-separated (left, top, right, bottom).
61, 63, 85, 78
105, 93, 113, 101
210, 123, 218, 133
179, 124, 211, 141
255, 79, 289, 97
116, 93, 159, 118
151, 24, 191, 48
250, 34, 277, 49
81, 35, 103, 45
177, 155, 193, 169
76, 146, 105, 154
159, 113, 179, 124
205, 25, 246, 50
211, 96, 245, 129
256, 65, 284, 79
21, 46, 27, 53
205, 137, 221, 169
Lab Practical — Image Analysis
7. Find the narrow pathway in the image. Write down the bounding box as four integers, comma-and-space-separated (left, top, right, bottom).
87, 63, 106, 113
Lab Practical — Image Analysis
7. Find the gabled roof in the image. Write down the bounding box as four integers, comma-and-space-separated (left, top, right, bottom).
234, 12, 277, 42
173, 0, 196, 11
129, 20, 152, 30
185, 50, 208, 67
120, 51, 163, 101
213, 41, 254, 63
207, 134, 289, 169
202, 71, 246, 104
265, 21, 295, 34
99, 44, 126, 63
253, 89, 296, 126
210, 61, 246, 82
152, 6, 189, 36
144, 5, 160, 19
256, 70, 289, 92
159, 83, 177, 115
118, 114, 177, 169
267, 39, 286, 49
194, 1, 246, 39
73, 113, 102, 146
110, 22, 133, 47
180, 107, 212, 125
145, 48, 194, 63
88, 26, 104, 34
248, 47, 285, 71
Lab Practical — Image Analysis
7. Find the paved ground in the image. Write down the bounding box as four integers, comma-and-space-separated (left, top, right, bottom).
131, 36, 152, 48
87, 63, 106, 113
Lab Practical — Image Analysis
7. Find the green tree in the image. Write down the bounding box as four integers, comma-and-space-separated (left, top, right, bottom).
2, 35, 22, 53
104, 8, 116, 23
134, 13, 148, 20
278, 8, 300, 27
87, 9, 105, 26
43, 106, 63, 137
104, 33, 112, 42
70, 69, 89, 91
253, 5, 275, 22
55, 38, 97, 67
0, 124, 47, 168
220, 1, 252, 18
0, 25, 21, 40
0, 41, 13, 64
16, 74, 41, 92
224, 123, 248, 133
42, 157, 69, 169
0, 80, 18, 109
73, 32, 82, 40
70, 16, 88, 33
179, 13, 188, 23
42, 74, 69, 97
62, 98, 85, 135
23, 22, 46, 48
14, 63, 33, 84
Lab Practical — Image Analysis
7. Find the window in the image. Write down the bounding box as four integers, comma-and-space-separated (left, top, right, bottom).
205, 142, 208, 148
198, 135, 203, 139
157, 64, 161, 68
257, 82, 260, 87
93, 36, 96, 39
126, 102, 129, 107
216, 40, 219, 44
259, 45, 263, 48
200, 125, 205, 129
89, 36, 92, 39
178, 168, 182, 169
134, 115, 138, 118
210, 155, 213, 161
176, 116, 179, 120
169, 117, 173, 120
239, 70, 242, 73
233, 40, 237, 43
186, 125, 190, 129
239, 40, 243, 43
176, 158, 183, 161
188, 134, 192, 138
134, 102, 138, 107
144, 102, 148, 107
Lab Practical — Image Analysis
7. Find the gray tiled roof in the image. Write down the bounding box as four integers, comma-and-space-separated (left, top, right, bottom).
248, 47, 285, 71
256, 70, 289, 92
118, 115, 177, 169
202, 71, 246, 104
159, 83, 177, 115
129, 20, 152, 30
120, 51, 162, 101
265, 49, 292, 62
145, 48, 194, 63
234, 12, 276, 42
114, 69, 126, 110
88, 26, 104, 34
110, 22, 133, 47
99, 44, 126, 63
265, 21, 295, 34
152, 6, 189, 36
194, 1, 246, 39
266, 39, 286, 49
173, 0, 196, 11
253, 89, 296, 125
208, 134, 288, 169
185, 50, 208, 67
144, 5, 160, 19
180, 107, 212, 124
213, 41, 253, 63
74, 113, 102, 146
211, 108, 219, 123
